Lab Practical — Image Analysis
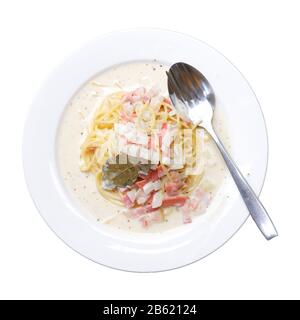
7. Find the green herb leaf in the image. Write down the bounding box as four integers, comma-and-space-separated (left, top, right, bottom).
102, 154, 151, 189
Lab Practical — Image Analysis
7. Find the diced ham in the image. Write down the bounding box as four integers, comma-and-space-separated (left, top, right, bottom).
122, 193, 134, 208
183, 216, 192, 224
129, 207, 147, 219
146, 191, 155, 205
135, 179, 149, 189
195, 188, 205, 198
132, 87, 146, 97
142, 95, 150, 103
163, 97, 172, 105
151, 211, 163, 222
156, 165, 165, 178
141, 218, 149, 228
169, 170, 183, 182
162, 123, 168, 130
182, 208, 192, 224
120, 110, 135, 123
159, 123, 168, 147
181, 202, 193, 224
148, 132, 160, 151
129, 204, 158, 218
165, 181, 183, 196
144, 204, 158, 213
162, 195, 188, 207
179, 188, 210, 222
139, 210, 162, 228
187, 199, 197, 210
134, 166, 165, 188
123, 94, 135, 104
147, 137, 151, 149
149, 138, 156, 150
186, 188, 206, 210
150, 164, 157, 170
122, 87, 146, 104
147, 170, 160, 182
138, 172, 148, 179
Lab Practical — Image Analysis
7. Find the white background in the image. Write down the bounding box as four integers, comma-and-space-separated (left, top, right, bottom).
0, 0, 299, 300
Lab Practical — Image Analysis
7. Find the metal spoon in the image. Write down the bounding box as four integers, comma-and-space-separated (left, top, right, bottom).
167, 62, 278, 240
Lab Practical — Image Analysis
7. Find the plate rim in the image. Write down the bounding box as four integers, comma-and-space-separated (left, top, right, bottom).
22, 28, 268, 272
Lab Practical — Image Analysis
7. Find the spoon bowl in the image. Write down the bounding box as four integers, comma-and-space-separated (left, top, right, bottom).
167, 62, 278, 240
167, 63, 215, 126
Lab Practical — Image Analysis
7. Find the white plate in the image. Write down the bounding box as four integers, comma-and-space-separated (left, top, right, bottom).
23, 29, 268, 272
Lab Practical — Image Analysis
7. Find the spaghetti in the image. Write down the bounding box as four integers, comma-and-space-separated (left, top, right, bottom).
80, 86, 209, 226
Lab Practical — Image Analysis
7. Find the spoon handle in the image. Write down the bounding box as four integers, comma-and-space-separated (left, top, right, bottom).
203, 123, 278, 240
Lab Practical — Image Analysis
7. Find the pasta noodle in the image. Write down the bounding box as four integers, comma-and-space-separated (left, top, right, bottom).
80, 87, 206, 218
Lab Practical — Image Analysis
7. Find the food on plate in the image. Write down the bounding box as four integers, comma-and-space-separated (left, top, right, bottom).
80, 85, 218, 227
57, 62, 227, 232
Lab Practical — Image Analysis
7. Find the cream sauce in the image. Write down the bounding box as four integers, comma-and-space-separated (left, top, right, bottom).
57, 61, 229, 233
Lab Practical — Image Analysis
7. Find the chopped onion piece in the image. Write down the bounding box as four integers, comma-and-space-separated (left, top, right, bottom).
140, 147, 150, 160
143, 180, 161, 195
127, 144, 140, 157
152, 180, 161, 191
148, 85, 161, 97
136, 190, 149, 204
127, 189, 138, 203
152, 191, 164, 208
